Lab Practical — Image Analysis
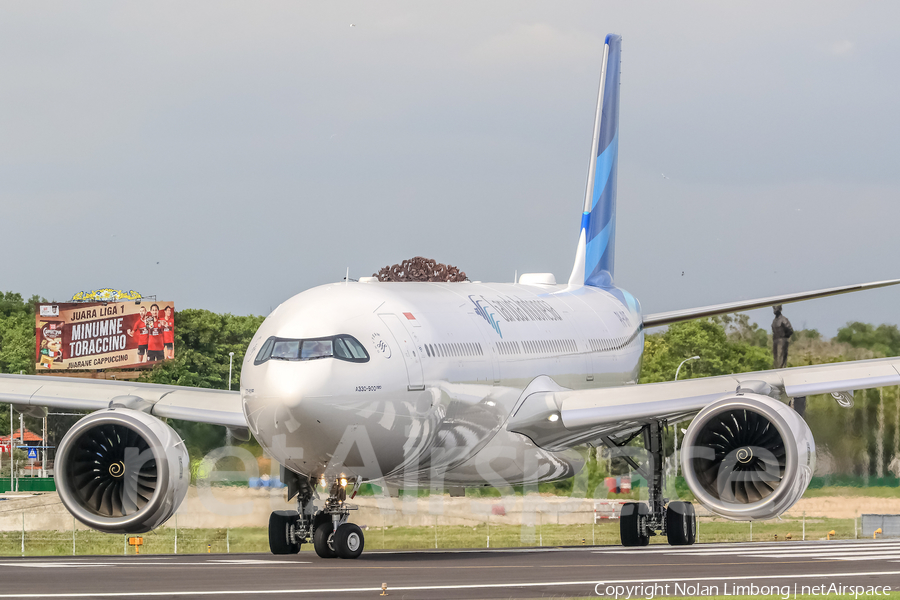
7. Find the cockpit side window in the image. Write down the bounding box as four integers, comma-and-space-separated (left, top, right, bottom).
341, 336, 368, 360
334, 337, 353, 360
254, 337, 275, 365
254, 335, 369, 364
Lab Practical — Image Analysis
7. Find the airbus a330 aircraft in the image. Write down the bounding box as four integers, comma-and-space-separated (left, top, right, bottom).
2, 34, 899, 559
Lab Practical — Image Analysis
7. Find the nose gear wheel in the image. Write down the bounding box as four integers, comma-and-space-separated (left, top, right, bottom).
268, 473, 365, 559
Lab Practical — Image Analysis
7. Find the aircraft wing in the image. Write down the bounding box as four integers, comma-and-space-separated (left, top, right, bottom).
0, 374, 246, 429
642, 279, 900, 328
507, 357, 900, 451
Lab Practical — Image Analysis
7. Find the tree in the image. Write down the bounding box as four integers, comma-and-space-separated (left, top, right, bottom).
0, 291, 44, 376
641, 318, 772, 384
140, 309, 265, 456
787, 328, 876, 366
836, 322, 900, 357
712, 313, 769, 348
141, 309, 263, 390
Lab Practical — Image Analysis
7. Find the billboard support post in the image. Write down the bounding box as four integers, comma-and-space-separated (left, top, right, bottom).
19, 414, 23, 478
41, 416, 46, 478
7, 405, 11, 485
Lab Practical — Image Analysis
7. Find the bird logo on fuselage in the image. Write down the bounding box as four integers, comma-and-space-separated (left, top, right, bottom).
469, 295, 502, 338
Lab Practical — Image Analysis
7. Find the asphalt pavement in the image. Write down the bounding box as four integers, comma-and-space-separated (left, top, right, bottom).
0, 539, 898, 599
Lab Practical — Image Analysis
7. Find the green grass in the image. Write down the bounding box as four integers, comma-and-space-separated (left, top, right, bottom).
0, 527, 270, 556
0, 515, 862, 557
801, 485, 900, 498
559, 597, 897, 600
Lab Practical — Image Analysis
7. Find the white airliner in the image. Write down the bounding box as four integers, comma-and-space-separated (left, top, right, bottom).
2, 34, 899, 558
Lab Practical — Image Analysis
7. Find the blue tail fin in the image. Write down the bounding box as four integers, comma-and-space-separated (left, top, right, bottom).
568, 34, 621, 288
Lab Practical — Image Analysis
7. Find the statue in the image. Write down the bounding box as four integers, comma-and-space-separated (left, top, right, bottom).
374, 257, 467, 282
772, 304, 806, 417
771, 304, 794, 369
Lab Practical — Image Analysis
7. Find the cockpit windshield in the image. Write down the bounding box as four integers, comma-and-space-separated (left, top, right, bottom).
301, 339, 332, 360
255, 335, 369, 365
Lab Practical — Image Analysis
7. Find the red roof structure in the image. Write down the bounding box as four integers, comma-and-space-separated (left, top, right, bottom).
0, 429, 43, 443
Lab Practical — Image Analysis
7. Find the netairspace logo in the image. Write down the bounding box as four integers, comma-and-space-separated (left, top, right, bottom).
594, 582, 894, 599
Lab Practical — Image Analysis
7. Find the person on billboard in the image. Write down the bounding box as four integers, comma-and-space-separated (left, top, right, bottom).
160, 305, 175, 359
127, 306, 150, 363
146, 304, 165, 362
39, 338, 64, 368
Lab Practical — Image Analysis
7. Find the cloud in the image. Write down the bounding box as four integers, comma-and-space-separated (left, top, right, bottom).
830, 40, 854, 55
469, 23, 600, 69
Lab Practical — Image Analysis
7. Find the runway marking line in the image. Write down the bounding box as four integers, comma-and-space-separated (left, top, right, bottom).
208, 560, 307, 564
0, 569, 896, 597
0, 558, 879, 570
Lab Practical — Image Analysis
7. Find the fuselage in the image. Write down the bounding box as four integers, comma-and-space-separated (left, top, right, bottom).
240, 280, 644, 487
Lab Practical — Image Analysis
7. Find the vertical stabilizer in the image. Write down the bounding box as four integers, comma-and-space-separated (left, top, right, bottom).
567, 34, 621, 288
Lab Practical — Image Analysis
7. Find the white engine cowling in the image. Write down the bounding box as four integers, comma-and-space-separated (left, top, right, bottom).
680, 393, 814, 521
56, 408, 190, 534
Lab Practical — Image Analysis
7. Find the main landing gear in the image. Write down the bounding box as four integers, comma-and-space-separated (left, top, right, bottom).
603, 420, 696, 547
268, 473, 365, 559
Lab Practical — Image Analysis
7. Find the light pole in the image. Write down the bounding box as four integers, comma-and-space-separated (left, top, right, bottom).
675, 355, 700, 381
227, 352, 236, 447
228, 352, 235, 391
673, 355, 700, 478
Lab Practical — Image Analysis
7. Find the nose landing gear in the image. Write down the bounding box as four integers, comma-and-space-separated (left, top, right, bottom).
312, 479, 363, 559
268, 472, 365, 559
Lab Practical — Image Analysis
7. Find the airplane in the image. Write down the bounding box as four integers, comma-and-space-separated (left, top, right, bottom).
2, 33, 900, 559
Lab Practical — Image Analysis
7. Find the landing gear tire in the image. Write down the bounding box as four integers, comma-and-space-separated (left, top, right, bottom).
268, 511, 301, 554
666, 501, 696, 546
334, 523, 365, 559
313, 522, 337, 559
620, 502, 650, 547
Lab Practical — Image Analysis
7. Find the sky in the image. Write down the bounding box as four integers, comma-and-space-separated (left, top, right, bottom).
2, 2, 899, 337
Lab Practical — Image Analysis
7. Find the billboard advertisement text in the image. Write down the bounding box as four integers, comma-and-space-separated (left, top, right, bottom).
35, 302, 175, 370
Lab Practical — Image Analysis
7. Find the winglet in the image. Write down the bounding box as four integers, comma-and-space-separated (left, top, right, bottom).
568, 34, 622, 288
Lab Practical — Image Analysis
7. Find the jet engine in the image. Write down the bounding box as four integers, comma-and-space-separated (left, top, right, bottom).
56, 408, 190, 534
680, 393, 814, 521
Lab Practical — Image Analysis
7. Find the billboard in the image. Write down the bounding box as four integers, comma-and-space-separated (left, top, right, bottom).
35, 302, 175, 370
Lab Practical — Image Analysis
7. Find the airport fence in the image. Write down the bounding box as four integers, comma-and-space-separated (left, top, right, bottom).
0, 508, 871, 557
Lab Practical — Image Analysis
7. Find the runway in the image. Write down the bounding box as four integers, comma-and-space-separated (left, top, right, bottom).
0, 539, 898, 599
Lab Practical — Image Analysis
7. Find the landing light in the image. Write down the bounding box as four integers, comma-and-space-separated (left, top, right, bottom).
548, 414, 560, 422
319, 477, 327, 488
340, 477, 348, 487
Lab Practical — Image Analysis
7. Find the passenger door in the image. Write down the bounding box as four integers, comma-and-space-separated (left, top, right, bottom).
380, 314, 425, 391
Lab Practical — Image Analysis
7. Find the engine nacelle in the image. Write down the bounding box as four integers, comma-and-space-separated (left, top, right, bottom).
56, 408, 190, 534
680, 393, 814, 521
